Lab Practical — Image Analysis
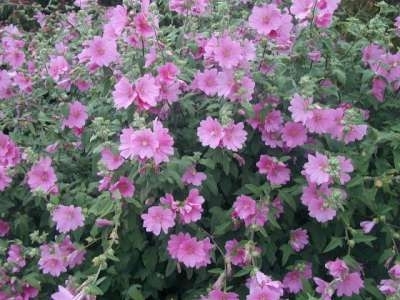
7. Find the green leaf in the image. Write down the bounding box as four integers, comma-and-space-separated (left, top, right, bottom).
323, 237, 344, 253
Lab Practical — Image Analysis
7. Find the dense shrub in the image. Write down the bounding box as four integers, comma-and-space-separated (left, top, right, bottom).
0, 0, 400, 299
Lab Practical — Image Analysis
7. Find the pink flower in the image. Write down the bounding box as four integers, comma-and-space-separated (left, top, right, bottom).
389, 264, 400, 279
63, 101, 88, 129
222, 122, 247, 151
281, 122, 307, 148
157, 62, 180, 83
52, 205, 85, 233
314, 277, 334, 300
110, 176, 135, 198
371, 77, 386, 102
0, 219, 10, 237
301, 183, 337, 223
169, 0, 209, 16
80, 36, 119, 67
119, 128, 157, 160
100, 148, 124, 171
325, 258, 349, 278
95, 218, 113, 228
112, 76, 136, 109
290, 228, 309, 252
225, 239, 251, 267
195, 68, 219, 96
167, 233, 212, 268
179, 189, 205, 223
249, 4, 281, 36
152, 119, 174, 165
290, 0, 314, 20
305, 108, 336, 134
141, 206, 175, 235
303, 153, 330, 185
379, 279, 397, 295
48, 56, 69, 81
283, 265, 312, 294
336, 272, 364, 297
135, 74, 160, 109
51, 286, 74, 300
233, 195, 257, 221
337, 156, 353, 184
263, 110, 283, 133
7, 244, 26, 272
181, 165, 207, 186
214, 36, 243, 69
257, 155, 291, 185
197, 117, 224, 149
134, 12, 157, 38
247, 271, 284, 300
0, 132, 21, 168
39, 249, 67, 277
27, 157, 57, 193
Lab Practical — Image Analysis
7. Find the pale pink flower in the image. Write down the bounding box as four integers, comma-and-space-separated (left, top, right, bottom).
7, 244, 26, 272
39, 247, 67, 277
48, 56, 69, 81
63, 101, 88, 129
249, 4, 281, 36
314, 277, 334, 300
0, 132, 21, 168
179, 188, 205, 223
305, 108, 336, 134
197, 117, 224, 149
157, 62, 180, 83
263, 110, 283, 133
119, 128, 157, 160
303, 153, 330, 185
110, 176, 135, 198
360, 220, 376, 233
233, 195, 257, 221
378, 279, 397, 295
181, 165, 207, 186
112, 76, 136, 109
290, 0, 314, 20
337, 156, 354, 184
281, 122, 307, 148
195, 68, 219, 96
257, 154, 291, 185
371, 77, 386, 102
288, 94, 313, 124
153, 119, 174, 165
169, 0, 210, 16
283, 264, 312, 294
135, 74, 160, 109
214, 36, 243, 69
141, 206, 175, 235
225, 239, 250, 267
343, 124, 368, 144
100, 148, 124, 171
389, 264, 400, 279
336, 272, 364, 297
222, 122, 247, 151
247, 271, 284, 300
301, 183, 337, 223
27, 157, 57, 193
51, 286, 74, 300
134, 12, 157, 38
80, 36, 119, 67
167, 232, 212, 268
289, 228, 309, 252
52, 205, 85, 233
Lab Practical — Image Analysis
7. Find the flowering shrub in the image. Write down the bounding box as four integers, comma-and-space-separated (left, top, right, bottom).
0, 0, 400, 298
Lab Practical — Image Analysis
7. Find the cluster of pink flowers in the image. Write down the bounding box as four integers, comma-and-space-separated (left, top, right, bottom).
290, 0, 341, 28
314, 258, 363, 298
201, 289, 239, 300
379, 263, 400, 296
52, 205, 85, 233
248, 3, 293, 46
7, 244, 26, 273
26, 157, 58, 194
246, 270, 284, 300
141, 189, 205, 235
169, 0, 210, 16
0, 268, 38, 300
119, 120, 174, 165
283, 263, 312, 294
39, 236, 85, 277
257, 154, 291, 185
289, 94, 368, 144
167, 232, 212, 268
362, 43, 400, 102
197, 117, 247, 151
0, 133, 20, 191
0, 25, 25, 71
232, 195, 269, 227
303, 152, 353, 185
